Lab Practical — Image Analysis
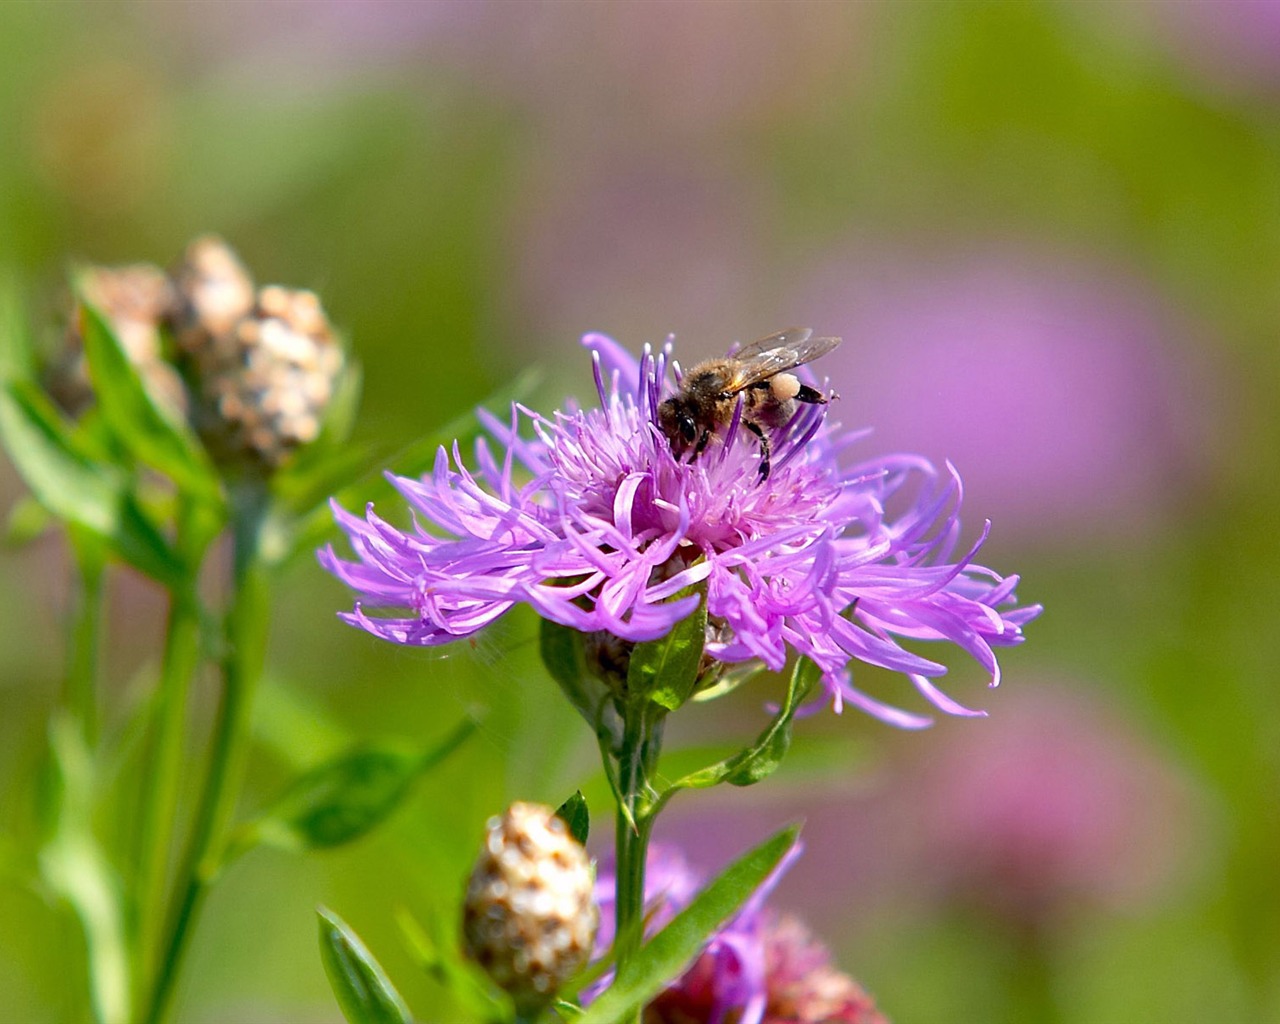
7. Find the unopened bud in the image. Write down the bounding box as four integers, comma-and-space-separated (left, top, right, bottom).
462, 803, 598, 1013
171, 236, 343, 469
170, 235, 255, 352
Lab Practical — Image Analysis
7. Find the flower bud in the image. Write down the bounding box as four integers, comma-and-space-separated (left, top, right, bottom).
462, 802, 598, 1013
169, 235, 255, 353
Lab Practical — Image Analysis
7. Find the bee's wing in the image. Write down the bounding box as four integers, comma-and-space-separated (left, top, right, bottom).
725, 328, 842, 391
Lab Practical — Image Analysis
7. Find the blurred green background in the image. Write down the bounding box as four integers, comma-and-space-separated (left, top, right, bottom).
2, 1, 1278, 1021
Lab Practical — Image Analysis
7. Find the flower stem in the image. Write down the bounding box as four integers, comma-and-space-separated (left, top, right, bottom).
612, 700, 663, 1024
141, 483, 270, 1024
65, 533, 105, 744
133, 580, 203, 1006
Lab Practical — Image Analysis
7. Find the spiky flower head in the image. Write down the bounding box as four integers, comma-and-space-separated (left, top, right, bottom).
591, 844, 886, 1024
323, 333, 1038, 727
462, 802, 598, 1013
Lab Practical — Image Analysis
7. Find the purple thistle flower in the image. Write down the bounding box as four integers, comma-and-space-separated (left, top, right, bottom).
590, 844, 887, 1024
320, 333, 1038, 727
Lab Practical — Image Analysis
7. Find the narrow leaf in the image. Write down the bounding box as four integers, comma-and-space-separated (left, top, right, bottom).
0, 381, 182, 583
667, 658, 820, 793
628, 584, 706, 712
39, 717, 131, 1024
280, 369, 541, 564
555, 791, 590, 846
575, 826, 802, 1024
235, 720, 477, 857
395, 908, 507, 1019
271, 441, 384, 516
319, 354, 362, 443
77, 300, 219, 499
6, 493, 51, 544
318, 906, 412, 1024
540, 618, 599, 725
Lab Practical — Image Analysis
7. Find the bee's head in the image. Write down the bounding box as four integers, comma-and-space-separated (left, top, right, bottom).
658, 396, 698, 453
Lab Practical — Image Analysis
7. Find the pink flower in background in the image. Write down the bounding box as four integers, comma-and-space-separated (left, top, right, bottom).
898, 685, 1204, 929
591, 844, 887, 1024
657, 681, 1205, 944
1136, 0, 1280, 96
789, 248, 1220, 542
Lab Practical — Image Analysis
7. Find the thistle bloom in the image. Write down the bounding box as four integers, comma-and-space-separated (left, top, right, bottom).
321, 334, 1038, 727
591, 844, 886, 1024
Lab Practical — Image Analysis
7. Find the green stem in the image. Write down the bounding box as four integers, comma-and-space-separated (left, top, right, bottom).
612, 701, 662, 1024
133, 580, 203, 1005
65, 534, 106, 744
1003, 918, 1062, 1024
141, 484, 270, 1024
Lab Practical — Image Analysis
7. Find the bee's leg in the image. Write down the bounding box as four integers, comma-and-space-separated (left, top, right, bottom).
745, 420, 771, 480
795, 384, 827, 405
694, 428, 713, 458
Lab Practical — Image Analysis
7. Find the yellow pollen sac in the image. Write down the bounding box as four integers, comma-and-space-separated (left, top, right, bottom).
771, 372, 801, 401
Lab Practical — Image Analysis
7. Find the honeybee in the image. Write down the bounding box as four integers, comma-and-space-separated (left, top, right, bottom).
658, 327, 841, 480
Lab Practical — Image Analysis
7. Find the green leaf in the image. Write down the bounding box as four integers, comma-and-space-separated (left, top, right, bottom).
280, 368, 541, 565
76, 299, 220, 500
233, 719, 477, 857
39, 717, 131, 1024
0, 381, 183, 584
6, 493, 51, 544
320, 354, 362, 444
271, 440, 384, 516
253, 676, 353, 768
627, 583, 706, 712
395, 908, 508, 1020
667, 658, 820, 793
574, 826, 801, 1024
540, 618, 598, 724
555, 791, 590, 846
0, 270, 35, 380
318, 906, 413, 1024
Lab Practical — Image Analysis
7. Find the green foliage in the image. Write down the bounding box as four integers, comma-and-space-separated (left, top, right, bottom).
395, 908, 508, 1022
627, 584, 707, 712
0, 380, 181, 584
232, 719, 477, 858
573, 825, 801, 1024
38, 717, 130, 1024
555, 790, 590, 846
280, 369, 540, 565
75, 299, 218, 502
318, 907, 413, 1024
668, 657, 821, 793
539, 618, 600, 726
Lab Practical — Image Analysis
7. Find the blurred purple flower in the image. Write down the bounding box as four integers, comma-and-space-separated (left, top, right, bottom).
591, 844, 887, 1024
898, 685, 1204, 929
321, 334, 1038, 727
790, 249, 1218, 542
1136, 0, 1280, 96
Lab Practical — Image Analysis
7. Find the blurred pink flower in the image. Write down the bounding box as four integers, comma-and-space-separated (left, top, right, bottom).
896, 684, 1204, 929
592, 844, 887, 1024
151, 0, 868, 129
788, 247, 1222, 543
656, 682, 1205, 942
441, 1, 870, 141
1134, 0, 1280, 97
